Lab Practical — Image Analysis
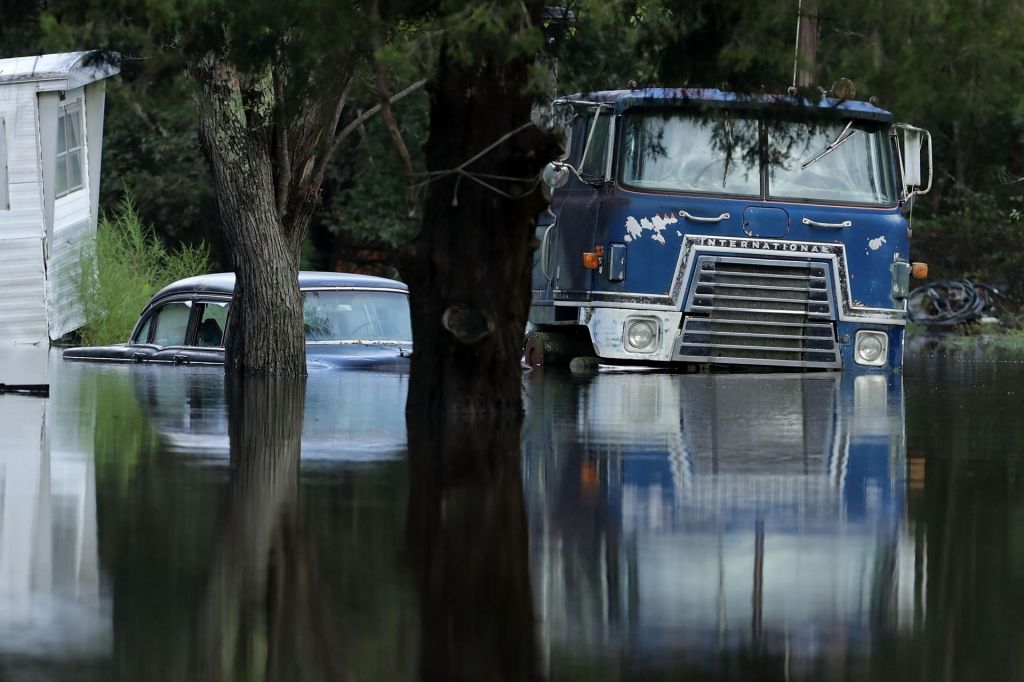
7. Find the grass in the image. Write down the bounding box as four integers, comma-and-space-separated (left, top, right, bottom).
73, 195, 211, 345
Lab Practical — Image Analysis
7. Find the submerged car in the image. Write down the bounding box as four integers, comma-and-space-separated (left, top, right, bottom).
63, 272, 412, 369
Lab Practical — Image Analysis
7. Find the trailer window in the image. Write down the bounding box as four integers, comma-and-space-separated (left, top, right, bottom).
56, 102, 85, 197
767, 121, 896, 205
621, 112, 760, 196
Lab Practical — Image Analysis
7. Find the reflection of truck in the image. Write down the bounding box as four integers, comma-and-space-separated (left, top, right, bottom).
523, 372, 918, 672
528, 87, 931, 371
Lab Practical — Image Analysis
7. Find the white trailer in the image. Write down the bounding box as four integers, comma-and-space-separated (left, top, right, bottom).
0, 51, 119, 344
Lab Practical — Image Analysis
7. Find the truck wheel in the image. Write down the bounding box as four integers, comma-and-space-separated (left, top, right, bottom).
524, 330, 593, 368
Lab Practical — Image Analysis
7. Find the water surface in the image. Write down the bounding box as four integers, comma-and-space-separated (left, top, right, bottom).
0, 348, 1021, 680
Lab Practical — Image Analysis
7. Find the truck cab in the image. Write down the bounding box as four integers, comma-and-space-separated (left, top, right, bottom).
529, 88, 931, 371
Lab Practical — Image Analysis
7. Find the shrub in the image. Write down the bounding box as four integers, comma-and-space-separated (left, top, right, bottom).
74, 195, 210, 345
911, 187, 1024, 297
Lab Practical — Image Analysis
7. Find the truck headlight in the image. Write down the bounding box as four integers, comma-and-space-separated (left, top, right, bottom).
854, 330, 888, 366
624, 318, 659, 353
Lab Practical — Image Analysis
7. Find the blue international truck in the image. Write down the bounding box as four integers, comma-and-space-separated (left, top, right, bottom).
527, 87, 932, 371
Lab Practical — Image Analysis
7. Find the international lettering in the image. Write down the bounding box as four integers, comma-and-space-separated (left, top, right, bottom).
700, 237, 832, 254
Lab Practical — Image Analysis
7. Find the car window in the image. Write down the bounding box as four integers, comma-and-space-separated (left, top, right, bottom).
151, 301, 192, 347
133, 314, 154, 344
195, 301, 229, 347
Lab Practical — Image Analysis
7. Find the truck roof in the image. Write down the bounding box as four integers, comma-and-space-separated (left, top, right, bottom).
562, 88, 893, 123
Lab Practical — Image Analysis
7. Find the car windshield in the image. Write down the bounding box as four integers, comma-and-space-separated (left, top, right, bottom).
768, 120, 895, 205
302, 289, 411, 343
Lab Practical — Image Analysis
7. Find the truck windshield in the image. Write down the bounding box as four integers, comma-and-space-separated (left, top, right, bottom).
768, 121, 895, 205
620, 111, 896, 206
621, 112, 760, 195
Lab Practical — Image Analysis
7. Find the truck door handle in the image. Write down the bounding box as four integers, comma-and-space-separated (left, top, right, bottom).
172, 354, 190, 366
802, 217, 852, 229
131, 352, 146, 363
679, 210, 730, 223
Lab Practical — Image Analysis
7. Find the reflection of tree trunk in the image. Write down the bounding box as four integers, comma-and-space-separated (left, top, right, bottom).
190, 376, 342, 682
406, 414, 539, 682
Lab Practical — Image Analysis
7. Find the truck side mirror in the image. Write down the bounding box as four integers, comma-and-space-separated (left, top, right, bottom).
542, 162, 570, 190
895, 123, 932, 198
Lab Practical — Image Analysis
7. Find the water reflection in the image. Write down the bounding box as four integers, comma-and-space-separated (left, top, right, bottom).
190, 376, 344, 681
130, 367, 408, 463
9, 350, 1024, 680
524, 372, 915, 678
0, 351, 110, 664
406, 415, 539, 681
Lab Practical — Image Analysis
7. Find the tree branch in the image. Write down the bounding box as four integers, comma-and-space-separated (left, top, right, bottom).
334, 78, 427, 152
306, 76, 427, 207
369, 0, 417, 215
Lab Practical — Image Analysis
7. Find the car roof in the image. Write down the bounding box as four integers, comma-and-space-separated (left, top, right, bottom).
151, 271, 408, 300
560, 87, 893, 123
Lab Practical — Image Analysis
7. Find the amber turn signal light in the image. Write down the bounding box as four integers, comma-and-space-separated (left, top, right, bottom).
582, 245, 605, 270
911, 262, 928, 279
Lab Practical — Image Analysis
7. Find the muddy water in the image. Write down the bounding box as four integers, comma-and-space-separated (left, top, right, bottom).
0, 348, 1021, 680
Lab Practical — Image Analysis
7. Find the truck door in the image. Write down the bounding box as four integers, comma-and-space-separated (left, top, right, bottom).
552, 106, 612, 300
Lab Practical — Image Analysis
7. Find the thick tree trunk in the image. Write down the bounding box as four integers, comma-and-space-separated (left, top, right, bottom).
195, 58, 307, 376
401, 2, 561, 418
405, 413, 539, 682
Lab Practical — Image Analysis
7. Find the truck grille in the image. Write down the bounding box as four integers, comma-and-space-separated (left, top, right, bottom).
676, 255, 841, 368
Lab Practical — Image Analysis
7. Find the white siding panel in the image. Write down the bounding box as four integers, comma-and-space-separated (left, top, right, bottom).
0, 84, 42, 240
7, 87, 40, 183
0, 236, 46, 343
46, 216, 90, 339
53, 190, 90, 229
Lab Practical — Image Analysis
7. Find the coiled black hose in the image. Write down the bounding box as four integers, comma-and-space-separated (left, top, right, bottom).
907, 279, 1006, 326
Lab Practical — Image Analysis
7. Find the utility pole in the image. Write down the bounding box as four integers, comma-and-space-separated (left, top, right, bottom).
792, 0, 818, 88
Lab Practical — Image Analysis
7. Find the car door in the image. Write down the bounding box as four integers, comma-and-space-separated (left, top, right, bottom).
148, 297, 230, 366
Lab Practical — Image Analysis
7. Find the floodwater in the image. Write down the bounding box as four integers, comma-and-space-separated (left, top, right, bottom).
0, 347, 1021, 681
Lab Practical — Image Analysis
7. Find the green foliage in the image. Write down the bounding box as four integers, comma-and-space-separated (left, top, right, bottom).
911, 186, 1024, 296
554, 0, 794, 93
74, 196, 210, 345
316, 91, 428, 256
821, 0, 1024, 192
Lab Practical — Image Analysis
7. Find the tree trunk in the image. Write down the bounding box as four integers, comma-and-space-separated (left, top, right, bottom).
794, 0, 818, 88
194, 57, 307, 376
405, 413, 539, 682
401, 2, 561, 418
